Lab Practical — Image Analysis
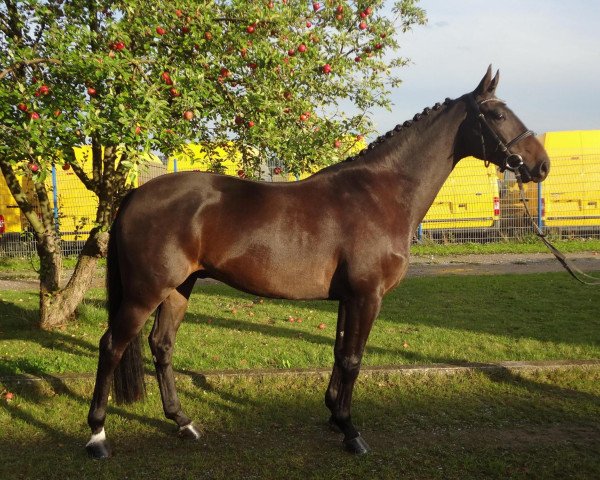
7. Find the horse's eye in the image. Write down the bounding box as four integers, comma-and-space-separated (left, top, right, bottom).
491, 110, 505, 121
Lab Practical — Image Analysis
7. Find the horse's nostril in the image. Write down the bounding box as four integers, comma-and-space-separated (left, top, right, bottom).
539, 160, 550, 177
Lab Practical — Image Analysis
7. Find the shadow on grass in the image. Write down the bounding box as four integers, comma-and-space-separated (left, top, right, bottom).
189, 275, 600, 349
1, 361, 599, 480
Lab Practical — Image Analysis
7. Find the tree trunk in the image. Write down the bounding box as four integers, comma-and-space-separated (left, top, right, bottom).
38, 228, 109, 330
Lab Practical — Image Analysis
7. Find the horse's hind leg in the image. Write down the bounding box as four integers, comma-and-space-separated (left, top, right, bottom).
87, 301, 154, 458
325, 294, 382, 455
149, 275, 199, 439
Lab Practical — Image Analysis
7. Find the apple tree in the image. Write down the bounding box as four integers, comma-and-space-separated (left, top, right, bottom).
0, 0, 426, 329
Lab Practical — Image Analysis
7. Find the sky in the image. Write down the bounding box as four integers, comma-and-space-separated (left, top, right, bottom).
372, 0, 600, 137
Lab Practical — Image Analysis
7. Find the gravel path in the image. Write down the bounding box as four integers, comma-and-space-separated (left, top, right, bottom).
1, 252, 599, 290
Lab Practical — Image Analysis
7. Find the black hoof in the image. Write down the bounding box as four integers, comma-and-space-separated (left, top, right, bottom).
86, 440, 112, 459
178, 423, 201, 440
343, 434, 370, 455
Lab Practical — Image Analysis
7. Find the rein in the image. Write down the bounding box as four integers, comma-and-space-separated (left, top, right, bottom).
513, 172, 600, 285
468, 94, 600, 285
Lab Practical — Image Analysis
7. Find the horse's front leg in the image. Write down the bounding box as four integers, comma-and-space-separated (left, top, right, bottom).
325, 293, 382, 454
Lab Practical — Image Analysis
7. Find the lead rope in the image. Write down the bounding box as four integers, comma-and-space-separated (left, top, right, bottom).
514, 172, 600, 285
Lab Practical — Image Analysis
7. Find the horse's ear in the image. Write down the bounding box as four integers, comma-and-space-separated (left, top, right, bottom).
474, 65, 499, 97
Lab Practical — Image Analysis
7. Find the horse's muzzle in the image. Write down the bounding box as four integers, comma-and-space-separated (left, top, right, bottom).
522, 155, 550, 183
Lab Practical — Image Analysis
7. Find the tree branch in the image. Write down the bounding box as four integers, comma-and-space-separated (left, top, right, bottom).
0, 58, 62, 80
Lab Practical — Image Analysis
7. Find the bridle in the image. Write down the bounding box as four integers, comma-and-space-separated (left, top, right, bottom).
467, 94, 600, 285
467, 94, 534, 173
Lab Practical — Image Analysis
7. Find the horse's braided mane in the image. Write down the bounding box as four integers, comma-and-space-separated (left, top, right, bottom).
343, 97, 455, 163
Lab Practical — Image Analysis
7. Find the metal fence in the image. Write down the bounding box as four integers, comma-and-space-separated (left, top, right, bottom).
1, 153, 599, 258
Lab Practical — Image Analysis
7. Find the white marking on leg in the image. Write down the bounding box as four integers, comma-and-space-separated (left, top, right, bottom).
86, 428, 106, 447
179, 423, 201, 439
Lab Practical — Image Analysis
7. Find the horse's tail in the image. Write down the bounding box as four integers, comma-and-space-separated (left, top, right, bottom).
108, 191, 146, 404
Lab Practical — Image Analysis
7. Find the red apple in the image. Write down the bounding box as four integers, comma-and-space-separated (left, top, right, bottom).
360, 11, 367, 19
54, 109, 62, 117
62, 163, 71, 171
181, 26, 190, 34
112, 41, 125, 51
183, 110, 194, 121
306, 21, 312, 28
287, 49, 295, 57
169, 87, 180, 97
246, 24, 255, 34
334, 139, 342, 148
234, 115, 244, 125
297, 44, 307, 53
321, 63, 332, 74
17, 103, 28, 112
299, 113, 308, 122
317, 323, 326, 330
29, 112, 40, 120
161, 71, 173, 85
175, 9, 183, 17
248, 62, 258, 70
274, 166, 282, 175
220, 67, 231, 77
5, 392, 14, 400
247, 120, 255, 128
237, 169, 246, 178
359, 21, 367, 30
375, 43, 382, 50
312, 2, 320, 12
38, 85, 50, 95
267, 1, 274, 8
354, 56, 361, 62
28, 162, 39, 172
135, 125, 142, 135
87, 87, 97, 96
204, 31, 213, 41
336, 5, 343, 13
364, 6, 373, 15
156, 26, 167, 35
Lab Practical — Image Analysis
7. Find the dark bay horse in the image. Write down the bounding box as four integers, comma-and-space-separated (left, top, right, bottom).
86, 67, 550, 458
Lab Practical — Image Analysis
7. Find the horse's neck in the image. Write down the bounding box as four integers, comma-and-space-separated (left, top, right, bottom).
364, 101, 467, 230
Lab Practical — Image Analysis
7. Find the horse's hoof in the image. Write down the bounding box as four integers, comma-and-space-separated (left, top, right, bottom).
178, 423, 201, 440
86, 440, 112, 459
86, 428, 112, 459
343, 434, 370, 455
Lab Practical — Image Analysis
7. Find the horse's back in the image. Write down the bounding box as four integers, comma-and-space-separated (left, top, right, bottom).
116, 170, 410, 301
116, 172, 344, 299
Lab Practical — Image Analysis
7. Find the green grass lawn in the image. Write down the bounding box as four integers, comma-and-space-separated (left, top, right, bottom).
1, 272, 599, 377
1, 367, 599, 479
1, 271, 599, 479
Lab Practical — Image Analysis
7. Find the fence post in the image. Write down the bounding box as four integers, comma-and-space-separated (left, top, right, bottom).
51, 164, 60, 236
537, 181, 544, 230
173, 158, 178, 172
417, 223, 423, 242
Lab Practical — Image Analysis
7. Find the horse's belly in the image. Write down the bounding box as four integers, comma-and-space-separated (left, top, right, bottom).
207, 253, 335, 300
